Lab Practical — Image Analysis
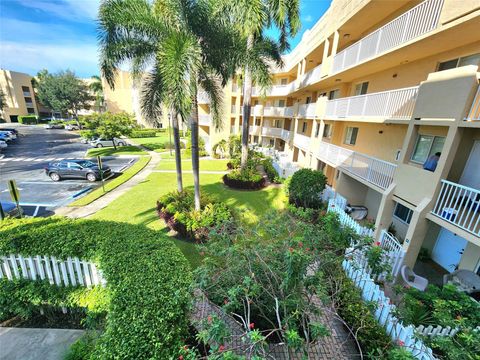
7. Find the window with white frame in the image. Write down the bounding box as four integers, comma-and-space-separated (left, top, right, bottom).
323, 124, 332, 138
393, 203, 413, 224
411, 135, 445, 164
354, 81, 369, 95
301, 122, 307, 133
437, 53, 480, 72
344, 127, 358, 145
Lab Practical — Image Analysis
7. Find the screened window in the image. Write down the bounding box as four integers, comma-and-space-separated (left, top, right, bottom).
255, 118, 261, 126
280, 78, 288, 85
393, 203, 413, 224
354, 82, 369, 95
27, 108, 35, 114
411, 135, 445, 164
21, 86, 30, 93
323, 124, 332, 138
328, 89, 340, 100
278, 99, 285, 107
344, 127, 358, 145
437, 53, 480, 72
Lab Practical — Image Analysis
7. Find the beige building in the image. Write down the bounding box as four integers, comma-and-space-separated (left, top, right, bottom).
0, 69, 39, 122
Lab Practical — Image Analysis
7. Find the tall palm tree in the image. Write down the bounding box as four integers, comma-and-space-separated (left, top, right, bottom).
89, 75, 104, 112
215, 0, 300, 168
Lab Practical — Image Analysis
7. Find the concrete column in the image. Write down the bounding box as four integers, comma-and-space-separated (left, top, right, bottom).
322, 38, 330, 65
331, 31, 340, 56
374, 183, 396, 240
402, 198, 431, 268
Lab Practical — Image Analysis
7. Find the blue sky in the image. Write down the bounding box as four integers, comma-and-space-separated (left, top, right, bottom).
0, 0, 331, 78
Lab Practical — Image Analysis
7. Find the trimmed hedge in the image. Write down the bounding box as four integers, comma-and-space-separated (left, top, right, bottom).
18, 115, 38, 124
0, 217, 192, 359
288, 168, 327, 209
130, 129, 157, 138
223, 170, 266, 190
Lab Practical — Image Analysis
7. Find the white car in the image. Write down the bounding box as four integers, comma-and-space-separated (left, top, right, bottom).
90, 138, 127, 148
65, 124, 80, 131
0, 140, 7, 149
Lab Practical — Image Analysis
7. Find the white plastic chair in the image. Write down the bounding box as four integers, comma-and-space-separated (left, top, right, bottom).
401, 265, 428, 291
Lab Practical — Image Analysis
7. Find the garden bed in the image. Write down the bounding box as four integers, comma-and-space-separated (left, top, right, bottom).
222, 173, 266, 190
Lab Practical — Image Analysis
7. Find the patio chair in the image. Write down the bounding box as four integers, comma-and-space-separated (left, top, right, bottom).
400, 265, 428, 291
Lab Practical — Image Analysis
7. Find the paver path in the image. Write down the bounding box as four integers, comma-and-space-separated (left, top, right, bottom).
0, 327, 84, 360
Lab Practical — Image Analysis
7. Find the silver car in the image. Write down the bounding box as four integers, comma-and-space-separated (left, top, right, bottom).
90, 138, 127, 148
0, 140, 7, 149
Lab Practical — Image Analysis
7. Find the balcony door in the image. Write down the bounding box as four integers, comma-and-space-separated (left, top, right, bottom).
432, 228, 467, 273
459, 140, 480, 191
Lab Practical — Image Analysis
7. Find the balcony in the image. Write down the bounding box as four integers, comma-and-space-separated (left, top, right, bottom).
231, 104, 236, 114
325, 86, 418, 121
332, 0, 444, 74
197, 91, 210, 104
316, 141, 397, 189
253, 105, 263, 117
298, 103, 316, 119
249, 125, 261, 136
299, 64, 322, 88
261, 127, 290, 141
465, 85, 480, 121
198, 114, 211, 126
432, 180, 480, 237
252, 83, 295, 97
293, 133, 311, 151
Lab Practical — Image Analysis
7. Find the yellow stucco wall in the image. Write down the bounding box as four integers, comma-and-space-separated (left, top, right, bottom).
0, 69, 38, 122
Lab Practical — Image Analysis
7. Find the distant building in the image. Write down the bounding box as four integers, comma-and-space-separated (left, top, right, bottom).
0, 69, 39, 122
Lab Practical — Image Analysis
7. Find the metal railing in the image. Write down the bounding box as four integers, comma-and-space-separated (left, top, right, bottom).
198, 114, 211, 126
316, 141, 397, 189
465, 85, 480, 121
249, 125, 261, 136
293, 133, 311, 150
332, 0, 444, 73
252, 82, 295, 97
197, 91, 210, 104
432, 180, 480, 237
299, 64, 322, 88
261, 127, 290, 141
231, 105, 236, 114
325, 86, 419, 120
298, 103, 316, 118
253, 105, 263, 117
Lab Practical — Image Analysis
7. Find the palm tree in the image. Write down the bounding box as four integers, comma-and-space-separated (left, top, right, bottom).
215, 0, 300, 168
0, 88, 6, 116
89, 75, 104, 112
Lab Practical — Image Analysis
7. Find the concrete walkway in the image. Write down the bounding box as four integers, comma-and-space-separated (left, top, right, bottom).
55, 149, 161, 218
0, 327, 84, 360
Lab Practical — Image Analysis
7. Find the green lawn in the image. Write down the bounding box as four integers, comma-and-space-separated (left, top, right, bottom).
86, 146, 147, 157
157, 150, 192, 159
69, 156, 151, 206
129, 133, 171, 151
156, 159, 229, 171
91, 166, 286, 268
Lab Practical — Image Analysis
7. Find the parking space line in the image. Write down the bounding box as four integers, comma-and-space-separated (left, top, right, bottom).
11, 158, 25, 161
34, 158, 44, 162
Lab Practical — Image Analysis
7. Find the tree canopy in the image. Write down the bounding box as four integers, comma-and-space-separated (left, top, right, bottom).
80, 112, 135, 149
35, 69, 94, 117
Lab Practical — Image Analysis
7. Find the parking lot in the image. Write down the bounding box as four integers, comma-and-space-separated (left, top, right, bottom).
0, 124, 136, 216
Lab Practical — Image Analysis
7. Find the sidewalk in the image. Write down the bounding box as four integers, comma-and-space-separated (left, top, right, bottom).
55, 149, 161, 218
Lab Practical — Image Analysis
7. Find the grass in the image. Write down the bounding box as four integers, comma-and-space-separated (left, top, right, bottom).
158, 150, 191, 159
129, 133, 171, 151
91, 163, 286, 268
156, 159, 229, 171
86, 145, 147, 157
68, 156, 151, 207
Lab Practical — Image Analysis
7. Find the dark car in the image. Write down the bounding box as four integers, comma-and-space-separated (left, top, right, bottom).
0, 128, 19, 135
0, 201, 23, 218
45, 159, 111, 182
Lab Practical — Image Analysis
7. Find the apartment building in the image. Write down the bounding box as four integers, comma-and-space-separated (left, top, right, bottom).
0, 69, 39, 122
221, 0, 480, 280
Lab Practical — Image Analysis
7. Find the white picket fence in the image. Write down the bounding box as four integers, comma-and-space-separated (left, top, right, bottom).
416, 325, 480, 338
0, 254, 105, 287
328, 199, 374, 237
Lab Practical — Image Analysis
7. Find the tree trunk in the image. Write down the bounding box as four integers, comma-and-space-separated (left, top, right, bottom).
240, 34, 255, 169
168, 114, 173, 156
171, 109, 183, 192
112, 137, 117, 150
191, 89, 201, 211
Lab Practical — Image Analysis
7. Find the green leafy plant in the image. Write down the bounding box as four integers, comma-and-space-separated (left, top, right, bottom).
288, 169, 327, 209
130, 129, 157, 138
18, 115, 38, 124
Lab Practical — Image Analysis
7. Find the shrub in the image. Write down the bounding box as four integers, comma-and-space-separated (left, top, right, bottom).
157, 190, 233, 240
261, 158, 280, 183
186, 137, 207, 157
130, 129, 157, 138
18, 115, 38, 124
0, 217, 192, 359
288, 169, 327, 209
223, 169, 266, 190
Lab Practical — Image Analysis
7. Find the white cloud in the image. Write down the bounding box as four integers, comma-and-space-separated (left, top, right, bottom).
303, 15, 313, 23
0, 41, 99, 77
16, 0, 100, 22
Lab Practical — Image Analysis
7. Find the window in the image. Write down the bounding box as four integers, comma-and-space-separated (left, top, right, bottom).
277, 99, 285, 107
253, 136, 259, 143
437, 53, 480, 72
306, 96, 311, 104
67, 162, 82, 170
274, 119, 281, 128
269, 139, 275, 147
27, 108, 35, 114
280, 78, 288, 85
328, 89, 340, 100
354, 82, 369, 95
344, 127, 358, 145
323, 124, 332, 138
411, 135, 445, 164
21, 86, 30, 93
315, 122, 320, 137
393, 203, 413, 224
254, 100, 259, 106
301, 122, 307, 133
255, 118, 261, 126
24, 97, 32, 103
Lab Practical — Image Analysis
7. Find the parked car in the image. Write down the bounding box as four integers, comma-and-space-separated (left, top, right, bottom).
45, 159, 112, 182
0, 128, 19, 135
0, 201, 23, 218
44, 123, 65, 129
0, 132, 13, 142
90, 138, 127, 148
0, 130, 17, 139
0, 140, 7, 149
65, 124, 80, 131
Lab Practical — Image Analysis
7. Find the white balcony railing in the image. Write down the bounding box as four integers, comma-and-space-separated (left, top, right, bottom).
298, 103, 316, 119
293, 133, 311, 151
249, 125, 261, 136
332, 0, 444, 73
261, 127, 291, 141
325, 86, 419, 121
285, 106, 294, 117
299, 64, 322, 88
432, 180, 480, 237
197, 91, 210, 104
253, 105, 263, 117
198, 114, 211, 126
465, 85, 480, 121
252, 82, 295, 97
317, 141, 397, 189
231, 105, 236, 114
